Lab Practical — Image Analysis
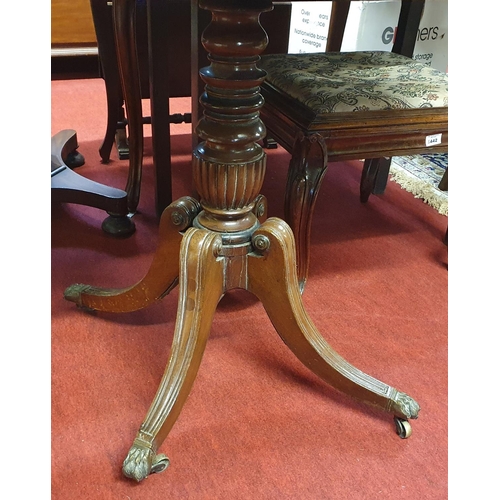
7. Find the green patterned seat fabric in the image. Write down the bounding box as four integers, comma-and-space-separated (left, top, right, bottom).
260, 51, 448, 114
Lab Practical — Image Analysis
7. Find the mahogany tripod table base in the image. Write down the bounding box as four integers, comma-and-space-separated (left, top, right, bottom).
63, 0, 420, 483
64, 195, 420, 483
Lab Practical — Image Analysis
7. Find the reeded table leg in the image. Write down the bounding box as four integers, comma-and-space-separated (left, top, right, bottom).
119, 215, 418, 483
64, 197, 200, 313
113, 0, 143, 215
123, 228, 225, 481
248, 218, 419, 421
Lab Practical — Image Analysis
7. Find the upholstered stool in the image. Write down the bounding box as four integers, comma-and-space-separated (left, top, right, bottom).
259, 51, 448, 289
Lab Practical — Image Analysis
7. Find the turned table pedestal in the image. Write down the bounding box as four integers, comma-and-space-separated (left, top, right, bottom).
64, 0, 419, 482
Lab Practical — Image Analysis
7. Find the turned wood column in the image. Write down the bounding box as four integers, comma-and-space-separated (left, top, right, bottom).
193, 0, 273, 234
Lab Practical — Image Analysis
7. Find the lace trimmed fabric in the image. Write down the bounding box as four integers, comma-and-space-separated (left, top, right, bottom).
260, 51, 448, 114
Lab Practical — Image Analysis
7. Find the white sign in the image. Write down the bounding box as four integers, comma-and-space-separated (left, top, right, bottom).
341, 0, 448, 73
287, 1, 448, 72
287, 1, 332, 54
426, 133, 442, 147
413, 1, 448, 73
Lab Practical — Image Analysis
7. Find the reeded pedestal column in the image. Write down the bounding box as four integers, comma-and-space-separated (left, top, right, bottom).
192, 0, 272, 236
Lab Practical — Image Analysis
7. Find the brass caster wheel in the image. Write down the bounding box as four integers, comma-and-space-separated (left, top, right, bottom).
151, 454, 170, 475
394, 416, 412, 439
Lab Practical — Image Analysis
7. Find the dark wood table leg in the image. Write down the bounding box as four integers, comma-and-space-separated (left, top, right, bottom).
112, 0, 177, 219
147, 0, 174, 217
64, 0, 420, 482
113, 0, 144, 215
52, 129, 135, 236
89, 0, 125, 164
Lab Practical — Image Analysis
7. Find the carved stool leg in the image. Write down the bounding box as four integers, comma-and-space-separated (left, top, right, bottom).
248, 218, 420, 424
284, 133, 328, 292
122, 227, 225, 482
372, 156, 391, 195
360, 157, 391, 202
360, 158, 379, 202
64, 197, 201, 313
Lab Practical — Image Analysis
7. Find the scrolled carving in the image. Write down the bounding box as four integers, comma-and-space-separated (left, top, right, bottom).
168, 196, 202, 231
252, 194, 268, 221
252, 234, 270, 254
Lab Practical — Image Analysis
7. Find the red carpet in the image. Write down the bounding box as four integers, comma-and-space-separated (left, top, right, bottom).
51, 78, 448, 499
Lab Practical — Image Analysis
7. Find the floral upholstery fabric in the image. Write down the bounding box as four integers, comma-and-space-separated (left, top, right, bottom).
260, 51, 448, 114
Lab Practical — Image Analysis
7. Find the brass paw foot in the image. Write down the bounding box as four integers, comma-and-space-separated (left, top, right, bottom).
393, 391, 420, 420
122, 442, 169, 482
63, 284, 98, 310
